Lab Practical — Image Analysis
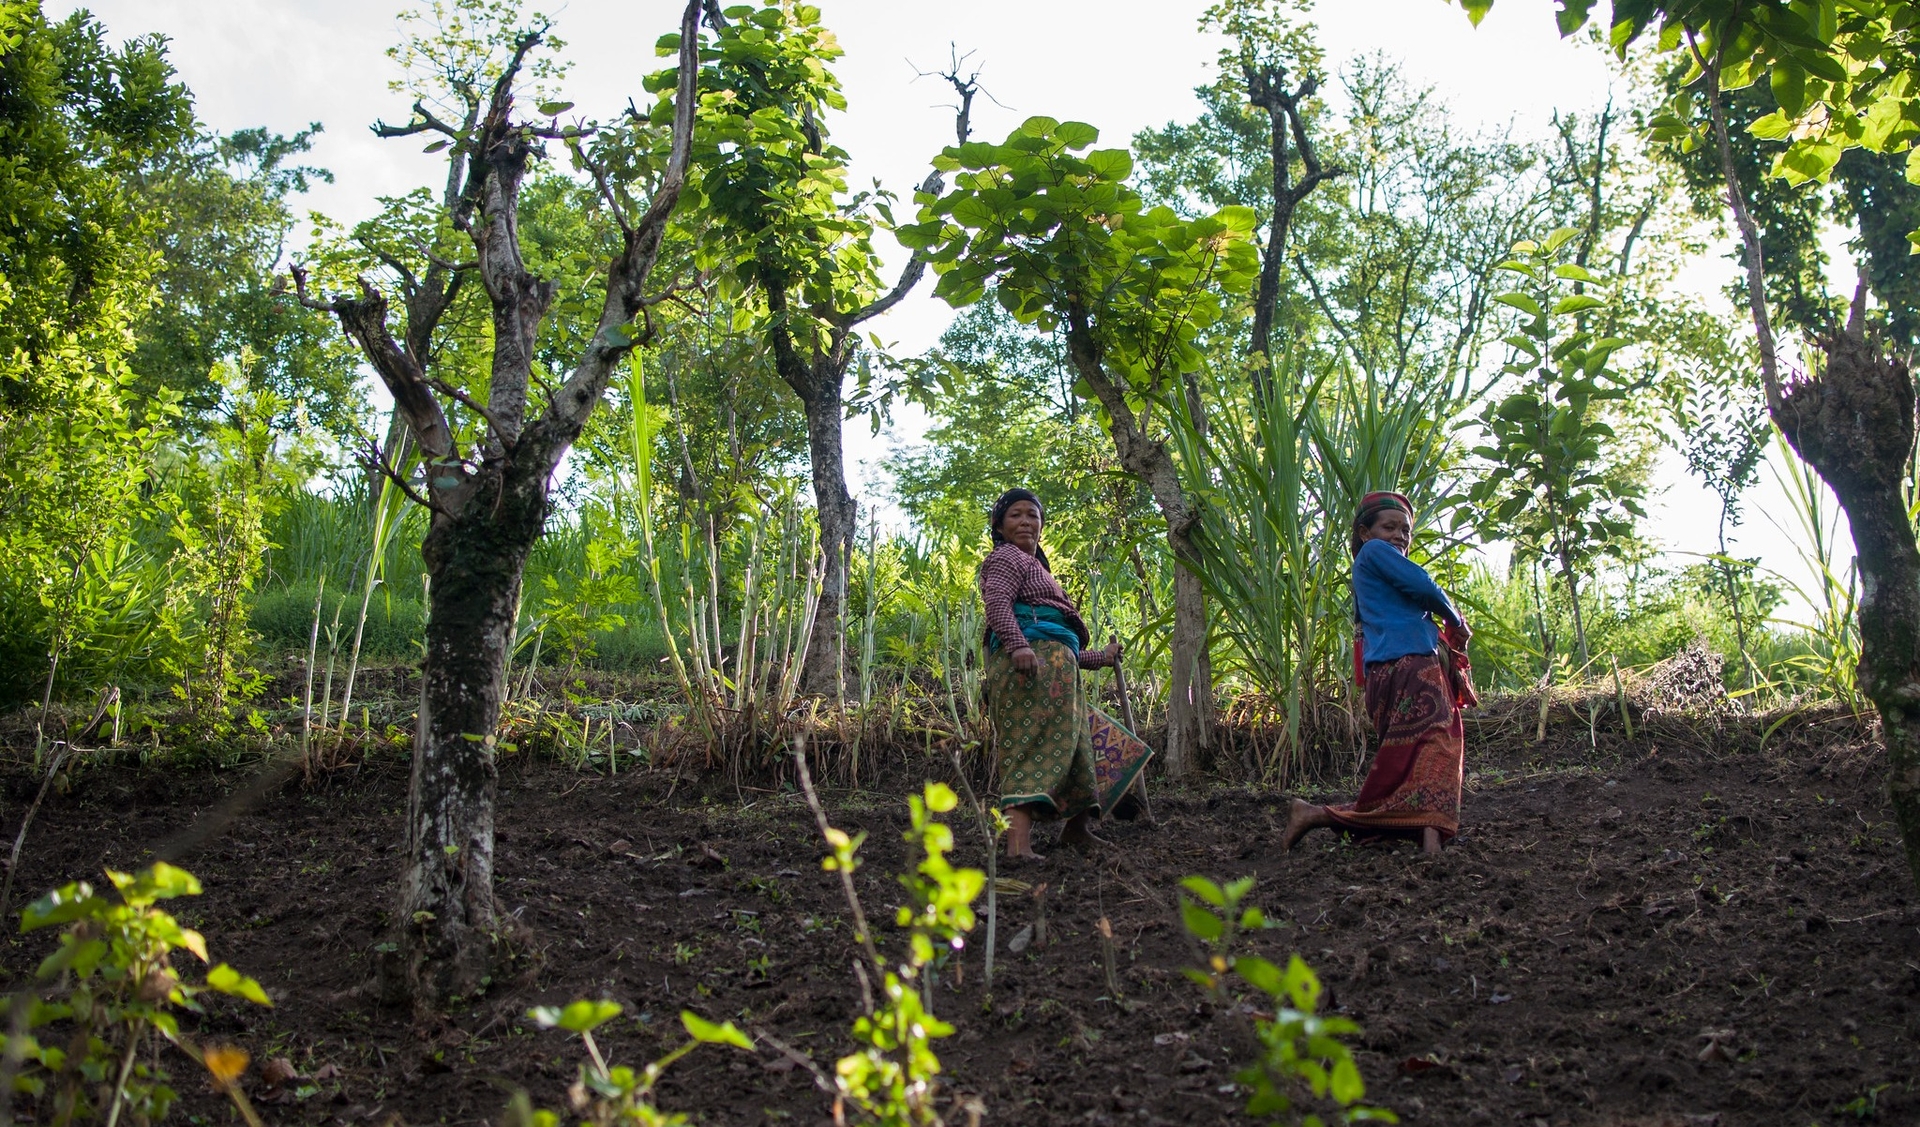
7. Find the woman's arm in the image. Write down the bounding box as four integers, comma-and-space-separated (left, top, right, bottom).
979, 548, 1033, 658
1076, 640, 1121, 669
1359, 540, 1461, 626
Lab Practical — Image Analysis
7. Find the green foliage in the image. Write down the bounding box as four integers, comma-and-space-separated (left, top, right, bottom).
518, 1001, 752, 1127
0, 1, 192, 386
538, 507, 640, 673
905, 115, 1259, 379
130, 124, 363, 444
825, 782, 983, 1126
1174, 358, 1465, 778
684, 3, 871, 304
1468, 227, 1646, 661
1179, 876, 1394, 1127
3, 862, 270, 1123
0, 1, 194, 709
1472, 2, 1920, 245
153, 371, 289, 738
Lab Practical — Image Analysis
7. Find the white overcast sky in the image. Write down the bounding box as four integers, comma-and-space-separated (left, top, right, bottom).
59, 0, 1857, 614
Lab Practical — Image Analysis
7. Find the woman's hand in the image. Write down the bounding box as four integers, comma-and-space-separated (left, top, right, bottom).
1099, 639, 1123, 665
1012, 647, 1039, 676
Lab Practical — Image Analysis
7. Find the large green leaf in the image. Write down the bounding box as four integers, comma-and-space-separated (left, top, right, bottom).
1085, 148, 1133, 183
1053, 120, 1099, 148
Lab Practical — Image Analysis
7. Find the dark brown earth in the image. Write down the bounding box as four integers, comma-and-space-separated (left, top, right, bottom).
3, 702, 1917, 1127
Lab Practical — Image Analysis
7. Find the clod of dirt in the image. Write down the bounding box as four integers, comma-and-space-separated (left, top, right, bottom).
260, 1056, 300, 1088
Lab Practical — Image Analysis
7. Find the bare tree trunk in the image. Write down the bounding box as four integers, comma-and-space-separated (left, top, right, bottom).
1245, 63, 1340, 389
1775, 321, 1920, 890
1169, 541, 1212, 761
1065, 312, 1208, 776
1558, 548, 1591, 668
1718, 506, 1755, 690
798, 382, 856, 696
295, 1, 706, 1006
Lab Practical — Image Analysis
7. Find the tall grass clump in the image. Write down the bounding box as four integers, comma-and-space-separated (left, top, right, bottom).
1173, 358, 1466, 783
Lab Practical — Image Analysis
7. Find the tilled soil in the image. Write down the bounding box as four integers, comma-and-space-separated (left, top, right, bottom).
3, 708, 1917, 1127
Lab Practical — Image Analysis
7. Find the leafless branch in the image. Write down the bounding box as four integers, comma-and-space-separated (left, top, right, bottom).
575, 144, 636, 239
910, 45, 1004, 141
840, 54, 981, 329
372, 99, 464, 139
288, 262, 343, 314
359, 434, 441, 514
408, 235, 477, 274
428, 376, 513, 444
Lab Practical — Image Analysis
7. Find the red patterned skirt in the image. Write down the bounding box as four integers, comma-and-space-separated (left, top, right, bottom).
1326, 651, 1463, 842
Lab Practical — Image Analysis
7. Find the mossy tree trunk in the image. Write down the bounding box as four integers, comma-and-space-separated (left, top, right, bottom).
295, 2, 705, 1006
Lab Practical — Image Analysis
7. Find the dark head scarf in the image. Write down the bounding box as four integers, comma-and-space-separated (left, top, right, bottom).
1350, 490, 1414, 556
989, 487, 1051, 572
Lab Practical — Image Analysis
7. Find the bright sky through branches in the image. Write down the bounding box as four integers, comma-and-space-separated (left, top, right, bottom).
60, 0, 1847, 607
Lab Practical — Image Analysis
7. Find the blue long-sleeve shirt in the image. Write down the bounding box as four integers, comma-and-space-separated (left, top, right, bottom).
1352, 538, 1461, 664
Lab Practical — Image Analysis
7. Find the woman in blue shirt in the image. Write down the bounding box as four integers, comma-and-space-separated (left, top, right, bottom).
1284, 491, 1470, 856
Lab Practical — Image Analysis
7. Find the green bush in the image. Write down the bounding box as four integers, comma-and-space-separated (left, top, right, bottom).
250, 583, 426, 659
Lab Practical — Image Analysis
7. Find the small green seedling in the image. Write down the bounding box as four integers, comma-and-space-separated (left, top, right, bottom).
1179, 875, 1396, 1127
516, 999, 753, 1127
3, 862, 272, 1126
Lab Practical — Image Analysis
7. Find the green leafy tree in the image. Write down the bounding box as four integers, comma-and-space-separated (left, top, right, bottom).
0, 2, 193, 708
154, 371, 301, 740
1468, 227, 1644, 666
888, 303, 1148, 574
686, 2, 971, 695
130, 125, 365, 444
1656, 305, 1770, 686
293, 0, 706, 1005
903, 117, 1261, 774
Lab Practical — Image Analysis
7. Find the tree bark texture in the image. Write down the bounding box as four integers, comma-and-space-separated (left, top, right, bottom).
1065, 310, 1209, 776
396, 464, 546, 1002
797, 360, 857, 697
297, 1, 704, 1006
1774, 325, 1920, 890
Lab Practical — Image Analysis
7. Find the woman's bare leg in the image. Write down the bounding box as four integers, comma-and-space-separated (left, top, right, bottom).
1282, 798, 1334, 851
1420, 826, 1442, 855
1007, 806, 1045, 861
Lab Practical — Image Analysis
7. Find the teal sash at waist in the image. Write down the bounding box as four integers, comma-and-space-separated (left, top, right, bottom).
986, 602, 1083, 654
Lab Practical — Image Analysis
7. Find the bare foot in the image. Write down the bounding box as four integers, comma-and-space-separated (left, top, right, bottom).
1060, 813, 1106, 849
1006, 848, 1048, 864
1282, 798, 1329, 852
1420, 826, 1442, 855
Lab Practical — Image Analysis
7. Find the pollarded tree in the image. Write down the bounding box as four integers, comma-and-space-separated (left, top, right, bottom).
686, 2, 972, 695
292, 0, 705, 1005
903, 118, 1261, 776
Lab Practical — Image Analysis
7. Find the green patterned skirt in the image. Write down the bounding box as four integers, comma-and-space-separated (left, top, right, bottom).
984, 639, 1099, 820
